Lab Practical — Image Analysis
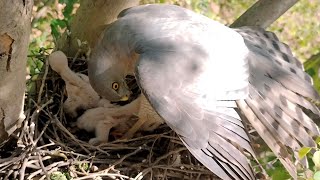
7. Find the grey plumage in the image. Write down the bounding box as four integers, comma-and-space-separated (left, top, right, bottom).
88, 4, 320, 180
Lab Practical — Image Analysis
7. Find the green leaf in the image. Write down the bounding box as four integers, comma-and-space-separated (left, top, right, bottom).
50, 19, 67, 40
271, 169, 291, 180
50, 171, 68, 180
314, 171, 320, 180
316, 136, 320, 146
299, 147, 312, 159
58, 0, 78, 20
313, 151, 320, 169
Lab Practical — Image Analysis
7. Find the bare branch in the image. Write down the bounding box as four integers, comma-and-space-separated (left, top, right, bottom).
231, 0, 299, 28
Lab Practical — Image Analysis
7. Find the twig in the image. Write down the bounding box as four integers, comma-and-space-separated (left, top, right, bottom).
152, 147, 187, 166
37, 152, 50, 180
51, 117, 91, 154
112, 146, 142, 167
19, 156, 29, 180
37, 57, 49, 104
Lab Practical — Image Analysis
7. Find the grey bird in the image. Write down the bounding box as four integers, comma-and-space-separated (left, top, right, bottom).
88, 4, 320, 180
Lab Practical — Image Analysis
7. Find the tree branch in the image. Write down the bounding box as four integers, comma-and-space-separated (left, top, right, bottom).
230, 0, 299, 28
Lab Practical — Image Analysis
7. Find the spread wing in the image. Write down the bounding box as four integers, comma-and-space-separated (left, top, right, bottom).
135, 52, 255, 180
130, 6, 256, 179
235, 27, 320, 178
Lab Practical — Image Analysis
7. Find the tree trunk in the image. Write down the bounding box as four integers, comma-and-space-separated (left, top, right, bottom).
0, 0, 33, 143
56, 0, 140, 57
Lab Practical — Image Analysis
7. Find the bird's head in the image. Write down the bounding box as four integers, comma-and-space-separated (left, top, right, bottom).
88, 47, 131, 102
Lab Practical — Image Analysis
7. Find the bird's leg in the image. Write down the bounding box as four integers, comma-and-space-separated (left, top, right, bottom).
89, 119, 113, 145
122, 95, 156, 139
122, 114, 148, 139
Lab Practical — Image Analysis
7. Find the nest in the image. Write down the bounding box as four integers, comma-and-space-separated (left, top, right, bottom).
0, 53, 218, 180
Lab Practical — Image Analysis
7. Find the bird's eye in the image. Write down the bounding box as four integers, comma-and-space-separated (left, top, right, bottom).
112, 82, 119, 91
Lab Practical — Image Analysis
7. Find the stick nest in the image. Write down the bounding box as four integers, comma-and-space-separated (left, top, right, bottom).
0, 53, 218, 180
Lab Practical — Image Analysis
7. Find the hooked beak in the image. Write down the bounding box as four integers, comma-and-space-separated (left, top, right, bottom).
119, 95, 129, 101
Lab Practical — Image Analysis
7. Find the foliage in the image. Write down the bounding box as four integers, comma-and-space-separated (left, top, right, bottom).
304, 53, 320, 94
50, 171, 68, 180
29, 0, 79, 76
298, 137, 320, 180
50, 0, 79, 41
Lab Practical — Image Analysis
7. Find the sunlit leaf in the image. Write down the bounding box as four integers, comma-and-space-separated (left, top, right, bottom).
316, 136, 320, 144
50, 171, 68, 180
313, 151, 320, 169
271, 169, 291, 180
299, 147, 312, 159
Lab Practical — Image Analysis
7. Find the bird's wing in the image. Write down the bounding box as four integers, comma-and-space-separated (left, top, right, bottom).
135, 52, 255, 180
130, 7, 257, 177
235, 27, 320, 179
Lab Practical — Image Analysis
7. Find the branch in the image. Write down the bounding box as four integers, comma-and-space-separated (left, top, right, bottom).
230, 0, 299, 28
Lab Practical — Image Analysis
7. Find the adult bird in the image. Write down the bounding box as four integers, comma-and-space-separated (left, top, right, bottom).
88, 4, 320, 180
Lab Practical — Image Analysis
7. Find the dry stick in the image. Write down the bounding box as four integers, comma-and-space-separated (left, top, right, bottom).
137, 147, 187, 178
37, 153, 50, 180
37, 57, 49, 104
0, 150, 26, 165
132, 172, 143, 180
4, 169, 14, 180
88, 151, 96, 173
36, 141, 55, 150
152, 147, 187, 166
151, 165, 213, 175
111, 146, 142, 168
27, 161, 70, 180
74, 148, 143, 180
73, 173, 131, 180
19, 156, 29, 180
148, 135, 160, 164
28, 98, 53, 148
33, 118, 51, 146
58, 149, 92, 159
51, 117, 91, 154
17, 109, 31, 147
25, 163, 40, 170
59, 89, 66, 125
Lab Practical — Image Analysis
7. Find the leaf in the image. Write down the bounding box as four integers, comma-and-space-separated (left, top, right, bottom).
50, 19, 67, 40
58, 0, 78, 20
313, 151, 320, 169
299, 147, 312, 159
271, 169, 291, 180
314, 171, 320, 180
50, 171, 68, 180
316, 136, 320, 146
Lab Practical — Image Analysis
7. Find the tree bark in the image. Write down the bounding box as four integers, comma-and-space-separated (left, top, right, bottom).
56, 0, 140, 57
0, 0, 33, 143
230, 0, 299, 28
